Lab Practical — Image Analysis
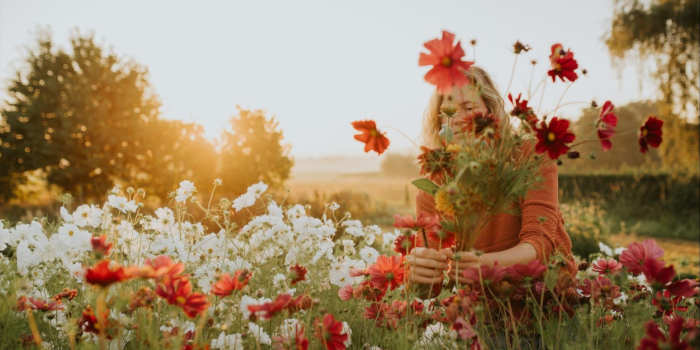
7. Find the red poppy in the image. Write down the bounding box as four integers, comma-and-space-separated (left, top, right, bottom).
351, 120, 390, 155
534, 117, 576, 159
16, 296, 64, 312
367, 255, 405, 291
211, 270, 252, 296
85, 260, 131, 287
591, 258, 622, 275
315, 313, 349, 350
418, 30, 474, 93
393, 232, 418, 256
547, 43, 579, 83
639, 116, 664, 153
90, 235, 112, 256
290, 265, 307, 285
619, 239, 664, 275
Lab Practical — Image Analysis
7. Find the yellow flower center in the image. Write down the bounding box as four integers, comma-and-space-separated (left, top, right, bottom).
641, 128, 648, 137
176, 296, 186, 305
441, 56, 452, 67
547, 132, 556, 142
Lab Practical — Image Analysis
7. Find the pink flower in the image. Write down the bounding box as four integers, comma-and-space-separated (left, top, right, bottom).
619, 239, 664, 275
591, 258, 622, 275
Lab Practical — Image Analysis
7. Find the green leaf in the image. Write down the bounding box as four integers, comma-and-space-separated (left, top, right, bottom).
412, 178, 439, 195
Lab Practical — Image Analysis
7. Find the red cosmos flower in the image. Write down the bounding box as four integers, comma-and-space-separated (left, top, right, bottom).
156, 275, 209, 318
534, 117, 576, 160
52, 288, 78, 302
639, 116, 664, 154
642, 257, 676, 288
351, 120, 390, 155
417, 145, 454, 181
638, 318, 690, 350
393, 233, 418, 256
666, 279, 699, 298
273, 324, 309, 350
338, 285, 354, 301
141, 255, 185, 280
418, 30, 474, 93
85, 260, 131, 287
248, 293, 293, 320
90, 235, 112, 255
458, 112, 500, 138
459, 262, 508, 286
427, 229, 456, 248
591, 258, 623, 275
507, 259, 547, 281
619, 239, 664, 275
596, 101, 618, 151
368, 255, 405, 291
179, 292, 209, 318
287, 294, 315, 313
393, 213, 440, 231
315, 313, 349, 350
290, 265, 307, 285
16, 296, 64, 312
211, 269, 252, 296
547, 43, 579, 83
79, 306, 100, 335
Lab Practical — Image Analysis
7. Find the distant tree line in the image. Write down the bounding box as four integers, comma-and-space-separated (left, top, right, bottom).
0, 30, 292, 205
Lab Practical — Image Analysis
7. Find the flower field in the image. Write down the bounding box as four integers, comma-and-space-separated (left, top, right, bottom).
0, 180, 698, 350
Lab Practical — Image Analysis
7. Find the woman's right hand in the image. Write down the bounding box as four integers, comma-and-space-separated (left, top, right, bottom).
406, 247, 452, 284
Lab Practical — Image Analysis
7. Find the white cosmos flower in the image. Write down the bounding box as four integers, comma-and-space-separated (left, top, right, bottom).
211, 332, 243, 349
175, 180, 196, 203
359, 246, 379, 264
72, 205, 102, 227
0, 222, 8, 251
248, 322, 271, 345
107, 195, 137, 213
341, 321, 352, 347
232, 182, 268, 211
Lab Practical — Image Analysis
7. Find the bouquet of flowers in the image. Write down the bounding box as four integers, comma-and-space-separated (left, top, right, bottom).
351, 30, 665, 254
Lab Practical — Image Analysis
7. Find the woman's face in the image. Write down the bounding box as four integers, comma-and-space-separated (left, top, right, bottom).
440, 85, 489, 138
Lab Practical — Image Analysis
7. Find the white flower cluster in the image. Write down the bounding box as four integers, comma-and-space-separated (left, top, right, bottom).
0, 180, 385, 348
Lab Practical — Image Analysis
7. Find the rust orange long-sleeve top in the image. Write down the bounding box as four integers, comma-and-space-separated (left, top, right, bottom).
415, 156, 577, 277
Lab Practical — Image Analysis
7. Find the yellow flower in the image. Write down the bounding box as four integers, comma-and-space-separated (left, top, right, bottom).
435, 188, 455, 217
446, 143, 463, 153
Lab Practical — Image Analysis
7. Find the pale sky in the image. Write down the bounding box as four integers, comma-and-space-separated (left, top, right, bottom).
0, 0, 658, 158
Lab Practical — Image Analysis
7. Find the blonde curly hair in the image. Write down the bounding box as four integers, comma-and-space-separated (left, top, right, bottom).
421, 65, 511, 148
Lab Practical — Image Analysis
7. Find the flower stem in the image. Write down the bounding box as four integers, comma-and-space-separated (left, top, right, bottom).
26, 308, 42, 346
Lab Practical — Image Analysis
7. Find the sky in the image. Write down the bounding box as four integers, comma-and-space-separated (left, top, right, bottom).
0, 0, 658, 158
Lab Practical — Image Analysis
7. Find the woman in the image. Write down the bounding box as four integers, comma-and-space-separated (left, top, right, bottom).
407, 65, 577, 288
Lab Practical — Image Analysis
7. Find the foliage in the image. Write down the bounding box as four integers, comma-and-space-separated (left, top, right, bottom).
560, 201, 611, 259
219, 107, 294, 197
0, 30, 161, 202
0, 181, 697, 349
605, 0, 699, 119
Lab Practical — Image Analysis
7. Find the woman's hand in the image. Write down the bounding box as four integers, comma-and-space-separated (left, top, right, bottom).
406, 247, 452, 284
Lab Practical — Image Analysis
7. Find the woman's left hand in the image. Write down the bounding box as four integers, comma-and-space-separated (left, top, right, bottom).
447, 251, 494, 282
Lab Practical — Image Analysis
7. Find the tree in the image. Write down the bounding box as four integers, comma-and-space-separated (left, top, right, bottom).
604, 0, 700, 175
0, 30, 160, 202
219, 107, 293, 196
605, 0, 699, 119
130, 119, 218, 202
